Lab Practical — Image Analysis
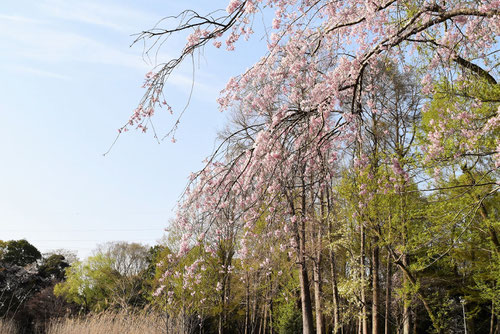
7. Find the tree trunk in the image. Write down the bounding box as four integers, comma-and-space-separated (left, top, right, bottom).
330, 249, 340, 334
385, 253, 392, 334
245, 273, 250, 334
312, 224, 323, 334
391, 250, 442, 334
402, 254, 410, 334
325, 191, 340, 334
361, 225, 369, 334
299, 253, 315, 334
412, 309, 417, 334
297, 177, 315, 334
258, 309, 263, 334
290, 199, 315, 334
372, 237, 380, 334
252, 282, 258, 333
263, 296, 268, 334
489, 302, 495, 334
218, 307, 223, 334
313, 259, 323, 334
270, 296, 273, 334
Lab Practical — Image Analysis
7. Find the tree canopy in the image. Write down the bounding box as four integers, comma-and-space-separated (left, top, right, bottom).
1, 239, 42, 267
127, 0, 498, 333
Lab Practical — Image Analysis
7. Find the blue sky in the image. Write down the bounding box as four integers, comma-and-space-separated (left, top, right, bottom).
0, 0, 265, 259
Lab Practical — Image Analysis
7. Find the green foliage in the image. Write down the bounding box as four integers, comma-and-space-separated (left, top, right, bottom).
152, 244, 222, 316
1, 239, 42, 267
39, 254, 70, 281
273, 269, 302, 334
421, 76, 499, 166
0, 240, 7, 259
275, 298, 302, 334
54, 254, 119, 312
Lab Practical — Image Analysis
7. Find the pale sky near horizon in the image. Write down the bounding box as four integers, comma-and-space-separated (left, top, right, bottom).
0, 0, 266, 259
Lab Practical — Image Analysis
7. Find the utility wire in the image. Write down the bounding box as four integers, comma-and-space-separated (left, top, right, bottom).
2, 228, 166, 232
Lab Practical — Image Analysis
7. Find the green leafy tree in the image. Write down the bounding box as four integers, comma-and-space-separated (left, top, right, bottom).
2, 239, 42, 267
54, 254, 119, 312
39, 254, 70, 281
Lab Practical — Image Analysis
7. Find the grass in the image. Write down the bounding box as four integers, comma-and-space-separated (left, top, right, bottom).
47, 311, 168, 334
0, 318, 17, 334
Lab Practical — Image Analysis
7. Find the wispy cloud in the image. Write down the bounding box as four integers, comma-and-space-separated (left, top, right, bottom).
0, 14, 150, 71
7, 65, 70, 80
0, 13, 46, 24
0, 0, 218, 97
37, 0, 159, 33
0, 0, 169, 69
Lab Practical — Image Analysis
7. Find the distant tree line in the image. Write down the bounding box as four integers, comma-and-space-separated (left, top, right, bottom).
0, 239, 159, 334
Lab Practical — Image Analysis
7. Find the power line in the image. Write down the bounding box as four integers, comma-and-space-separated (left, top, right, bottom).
30, 238, 160, 242
2, 228, 166, 232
